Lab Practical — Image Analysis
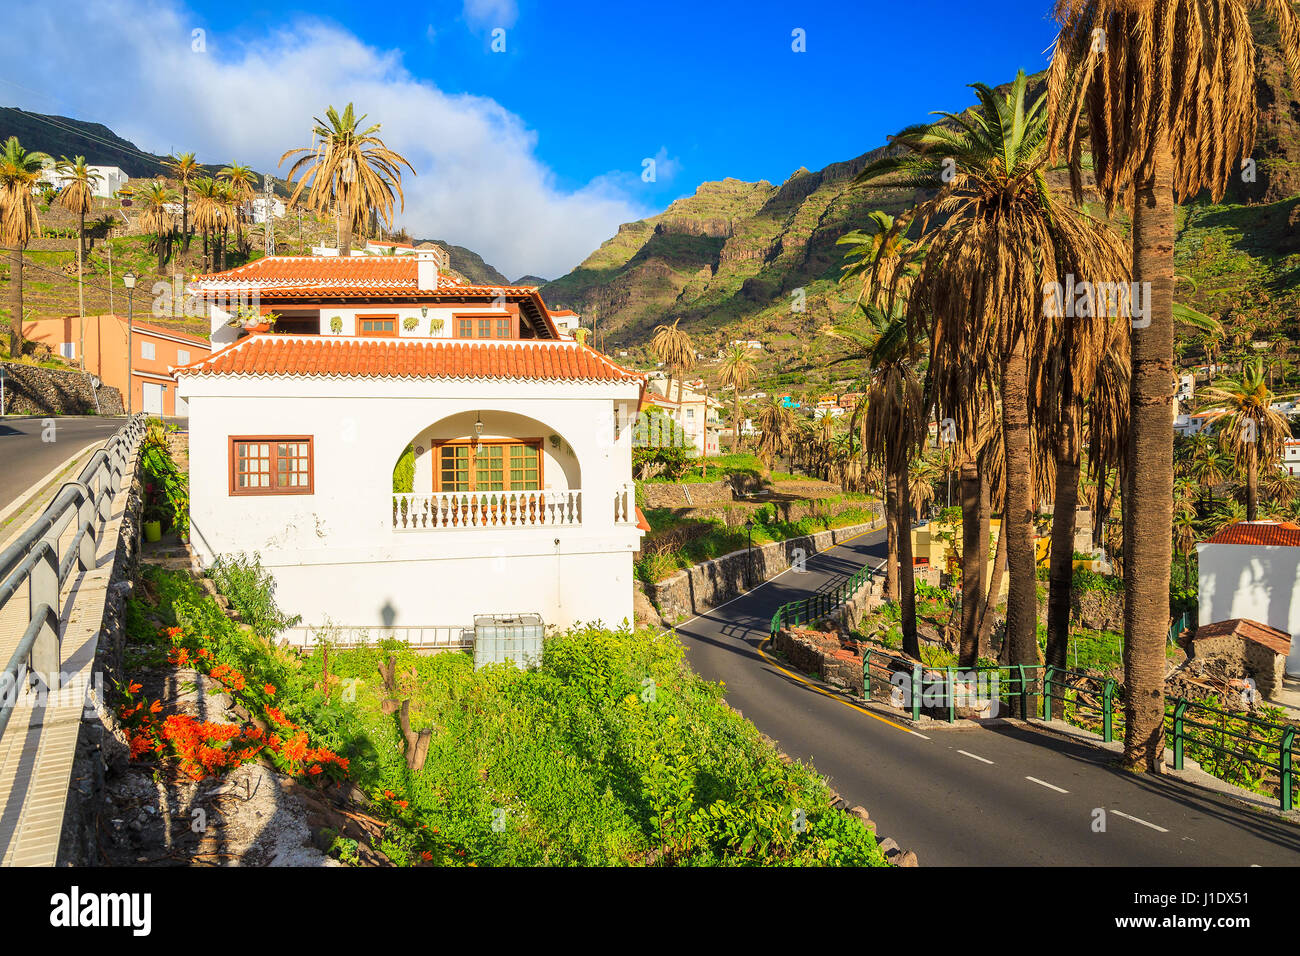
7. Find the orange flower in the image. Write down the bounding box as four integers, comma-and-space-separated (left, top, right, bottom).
308, 765, 322, 775
128, 682, 142, 694
282, 732, 309, 763
263, 684, 276, 696
421, 851, 432, 862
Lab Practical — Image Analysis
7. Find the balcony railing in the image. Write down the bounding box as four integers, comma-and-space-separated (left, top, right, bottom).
393, 483, 639, 531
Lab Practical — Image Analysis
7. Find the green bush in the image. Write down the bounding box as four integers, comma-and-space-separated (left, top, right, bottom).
207, 552, 303, 640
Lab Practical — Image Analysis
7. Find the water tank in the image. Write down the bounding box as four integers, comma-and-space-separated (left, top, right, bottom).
473, 613, 544, 670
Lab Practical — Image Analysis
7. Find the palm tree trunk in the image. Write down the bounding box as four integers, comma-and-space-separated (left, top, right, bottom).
1246, 440, 1258, 521
1123, 141, 1176, 774
960, 456, 982, 667
182, 188, 190, 252
978, 519, 1007, 659
7, 246, 23, 358
733, 394, 742, 452
898, 456, 919, 659
1000, 334, 1040, 710
884, 470, 900, 603
1046, 408, 1081, 668
76, 224, 85, 371
979, 463, 991, 598
202, 229, 209, 272
338, 200, 353, 257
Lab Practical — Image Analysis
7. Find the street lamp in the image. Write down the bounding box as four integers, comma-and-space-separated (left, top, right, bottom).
745, 517, 755, 589
122, 272, 136, 416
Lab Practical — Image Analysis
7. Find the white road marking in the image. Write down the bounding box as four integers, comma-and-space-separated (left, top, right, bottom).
958, 750, 993, 764
1025, 776, 1069, 794
909, 731, 931, 740
1112, 810, 1169, 833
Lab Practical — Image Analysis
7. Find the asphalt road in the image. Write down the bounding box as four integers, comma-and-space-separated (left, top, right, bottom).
678, 527, 1300, 866
0, 416, 125, 514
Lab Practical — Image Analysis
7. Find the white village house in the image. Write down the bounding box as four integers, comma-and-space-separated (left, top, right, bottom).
1197, 521, 1300, 677
174, 252, 648, 643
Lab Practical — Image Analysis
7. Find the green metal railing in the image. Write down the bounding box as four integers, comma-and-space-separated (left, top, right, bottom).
1043, 666, 1120, 742
769, 561, 877, 638
1167, 612, 1189, 646
1168, 697, 1298, 811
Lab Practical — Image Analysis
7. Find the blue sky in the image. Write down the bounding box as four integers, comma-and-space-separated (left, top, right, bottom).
1, 0, 1064, 278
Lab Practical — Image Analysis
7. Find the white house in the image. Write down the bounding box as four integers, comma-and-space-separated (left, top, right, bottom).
1283, 439, 1300, 476
641, 375, 723, 456
39, 162, 129, 199
246, 195, 287, 224
549, 309, 582, 336
1175, 372, 1194, 403
1197, 521, 1300, 676
175, 253, 647, 642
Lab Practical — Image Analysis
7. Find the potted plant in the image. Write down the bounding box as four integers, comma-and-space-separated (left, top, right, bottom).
226, 306, 276, 334
142, 493, 166, 543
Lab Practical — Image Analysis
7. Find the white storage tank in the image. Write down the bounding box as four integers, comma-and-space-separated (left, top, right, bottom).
473, 613, 544, 670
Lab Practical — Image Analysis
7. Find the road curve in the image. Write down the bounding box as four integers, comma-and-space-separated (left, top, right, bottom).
0, 416, 125, 513
677, 527, 1300, 866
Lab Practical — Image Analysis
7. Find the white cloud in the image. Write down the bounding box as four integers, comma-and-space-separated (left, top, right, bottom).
462, 0, 519, 30
0, 0, 649, 279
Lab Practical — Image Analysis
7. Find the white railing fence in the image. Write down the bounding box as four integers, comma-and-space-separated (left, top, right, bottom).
393, 490, 583, 530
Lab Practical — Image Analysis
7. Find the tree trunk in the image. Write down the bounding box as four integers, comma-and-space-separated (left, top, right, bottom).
182, 187, 191, 252
76, 225, 85, 370
1000, 334, 1040, 680
1123, 141, 1176, 774
338, 200, 353, 257
959, 457, 982, 667
1246, 440, 1258, 521
1046, 407, 1081, 669
978, 522, 1007, 659
897, 456, 919, 659
884, 470, 900, 603
202, 229, 209, 273
732, 394, 742, 451
7, 246, 23, 358
979, 462, 991, 599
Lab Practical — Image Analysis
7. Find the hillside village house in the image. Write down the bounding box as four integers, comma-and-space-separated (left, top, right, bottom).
174, 252, 646, 641
642, 374, 723, 456
23, 313, 211, 416
38, 162, 129, 199
1197, 521, 1300, 677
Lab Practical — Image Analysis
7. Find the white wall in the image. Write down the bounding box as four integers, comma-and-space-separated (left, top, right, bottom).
1197, 542, 1300, 674
180, 373, 642, 633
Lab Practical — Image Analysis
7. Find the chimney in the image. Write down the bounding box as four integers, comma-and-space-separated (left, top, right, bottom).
416, 250, 438, 291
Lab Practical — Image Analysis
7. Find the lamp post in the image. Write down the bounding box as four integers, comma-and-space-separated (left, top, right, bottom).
745, 517, 755, 589
122, 272, 136, 415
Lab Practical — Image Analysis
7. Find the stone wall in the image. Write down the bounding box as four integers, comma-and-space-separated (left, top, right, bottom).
0, 361, 124, 416
640, 480, 735, 510
645, 520, 879, 621
1036, 586, 1123, 632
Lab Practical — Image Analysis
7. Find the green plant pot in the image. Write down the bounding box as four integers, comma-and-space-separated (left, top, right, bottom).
144, 520, 162, 543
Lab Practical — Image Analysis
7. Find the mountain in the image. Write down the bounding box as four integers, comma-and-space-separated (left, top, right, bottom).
416, 238, 510, 287
542, 26, 1300, 394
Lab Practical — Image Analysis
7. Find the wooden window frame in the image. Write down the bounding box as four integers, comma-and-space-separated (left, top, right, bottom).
229, 436, 315, 496
357, 314, 399, 337
452, 311, 516, 340
431, 438, 544, 492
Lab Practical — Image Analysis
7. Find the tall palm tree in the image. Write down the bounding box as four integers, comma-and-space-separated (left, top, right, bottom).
0, 137, 50, 357
855, 301, 926, 657
856, 71, 1128, 685
163, 152, 200, 252
54, 156, 101, 369
1047, 0, 1300, 771
191, 176, 221, 272
218, 162, 257, 254
1172, 508, 1199, 592
279, 103, 415, 257
756, 397, 794, 472
837, 210, 919, 308
1199, 360, 1292, 521
138, 181, 177, 272
650, 319, 695, 405
718, 344, 757, 451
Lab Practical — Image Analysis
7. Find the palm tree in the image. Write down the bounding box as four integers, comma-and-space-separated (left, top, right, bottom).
0, 137, 51, 357
1172, 508, 1199, 593
279, 103, 415, 257
191, 177, 221, 272
54, 156, 101, 369
837, 210, 919, 308
163, 152, 200, 252
650, 319, 695, 405
218, 162, 257, 254
138, 181, 177, 272
856, 71, 1128, 685
718, 344, 757, 451
756, 397, 794, 472
1047, 0, 1300, 771
1199, 360, 1292, 521
855, 301, 926, 658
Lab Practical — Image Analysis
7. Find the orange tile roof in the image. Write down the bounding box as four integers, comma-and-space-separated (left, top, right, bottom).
1193, 618, 1292, 657
1204, 521, 1300, 547
173, 335, 643, 384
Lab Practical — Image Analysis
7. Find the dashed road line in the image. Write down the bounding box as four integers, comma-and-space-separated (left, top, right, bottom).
957, 750, 994, 764
1025, 776, 1069, 794
1112, 810, 1169, 833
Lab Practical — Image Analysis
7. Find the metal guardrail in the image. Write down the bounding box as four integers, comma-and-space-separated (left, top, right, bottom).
0, 414, 145, 742
1169, 696, 1298, 811
769, 560, 877, 637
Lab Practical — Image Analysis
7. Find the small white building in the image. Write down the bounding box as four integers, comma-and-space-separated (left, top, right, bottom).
246, 195, 287, 224
548, 309, 582, 336
39, 162, 129, 199
175, 253, 646, 641
1197, 521, 1300, 676
1175, 372, 1194, 403
641, 375, 724, 456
